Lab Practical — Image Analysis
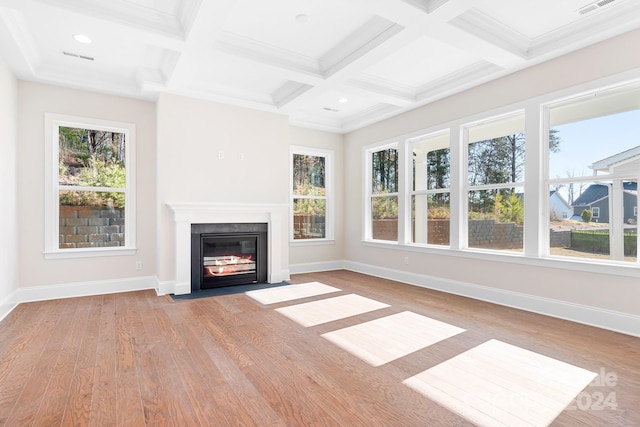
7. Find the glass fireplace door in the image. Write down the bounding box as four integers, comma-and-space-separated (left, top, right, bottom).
200, 233, 258, 288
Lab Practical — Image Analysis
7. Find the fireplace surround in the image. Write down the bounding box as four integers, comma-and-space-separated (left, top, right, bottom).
166, 202, 290, 295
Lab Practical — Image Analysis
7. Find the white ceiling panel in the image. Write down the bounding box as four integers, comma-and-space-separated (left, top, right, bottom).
222, 0, 374, 60
362, 35, 479, 89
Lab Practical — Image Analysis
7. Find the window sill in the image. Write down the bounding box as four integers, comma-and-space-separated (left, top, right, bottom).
44, 247, 136, 259
290, 239, 335, 246
362, 240, 639, 278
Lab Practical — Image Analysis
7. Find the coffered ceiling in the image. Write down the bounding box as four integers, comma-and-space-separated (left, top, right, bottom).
1, 0, 639, 133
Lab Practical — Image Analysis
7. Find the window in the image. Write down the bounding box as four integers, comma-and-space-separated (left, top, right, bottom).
290, 146, 333, 241
465, 112, 525, 252
410, 131, 450, 246
546, 84, 640, 263
44, 114, 136, 258
367, 144, 399, 241
360, 76, 639, 269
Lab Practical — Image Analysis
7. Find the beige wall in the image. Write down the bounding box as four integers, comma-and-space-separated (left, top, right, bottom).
17, 82, 157, 287
155, 94, 291, 282
289, 126, 345, 266
344, 29, 640, 317
0, 56, 18, 306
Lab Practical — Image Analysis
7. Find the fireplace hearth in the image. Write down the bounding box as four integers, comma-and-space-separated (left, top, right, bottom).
191, 223, 267, 291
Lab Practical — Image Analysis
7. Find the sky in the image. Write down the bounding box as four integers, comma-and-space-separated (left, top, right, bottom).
549, 109, 640, 180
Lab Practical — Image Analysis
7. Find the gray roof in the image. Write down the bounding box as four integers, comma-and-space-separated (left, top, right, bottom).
572, 182, 638, 206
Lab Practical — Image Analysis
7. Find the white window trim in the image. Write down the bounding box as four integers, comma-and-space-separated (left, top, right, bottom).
592, 206, 600, 218
44, 113, 137, 259
364, 140, 400, 242
408, 130, 451, 248
463, 111, 526, 252
290, 145, 334, 243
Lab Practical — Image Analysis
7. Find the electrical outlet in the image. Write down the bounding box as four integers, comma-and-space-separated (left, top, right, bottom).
135, 261, 143, 270
403, 256, 409, 265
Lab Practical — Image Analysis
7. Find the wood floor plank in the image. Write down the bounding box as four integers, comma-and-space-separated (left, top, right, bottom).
60, 295, 102, 427
0, 270, 638, 426
0, 299, 66, 423
88, 294, 117, 427
134, 292, 181, 425
31, 295, 95, 426
3, 299, 77, 426
144, 302, 209, 426
114, 292, 145, 427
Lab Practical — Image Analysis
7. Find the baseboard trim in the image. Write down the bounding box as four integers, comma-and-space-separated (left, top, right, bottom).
290, 261, 345, 274
0, 290, 19, 322
340, 261, 640, 337
156, 279, 176, 296
16, 276, 158, 303
269, 269, 291, 284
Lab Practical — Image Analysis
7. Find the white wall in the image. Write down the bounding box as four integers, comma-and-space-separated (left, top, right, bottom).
344, 30, 640, 324
289, 126, 345, 269
156, 94, 291, 283
17, 82, 157, 288
0, 56, 18, 317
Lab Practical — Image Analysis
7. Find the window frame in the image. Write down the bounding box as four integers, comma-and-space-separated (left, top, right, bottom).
408, 130, 451, 247
463, 110, 526, 252
44, 113, 137, 258
289, 145, 334, 244
542, 82, 640, 264
364, 141, 400, 242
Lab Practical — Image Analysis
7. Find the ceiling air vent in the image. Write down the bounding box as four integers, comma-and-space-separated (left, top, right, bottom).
578, 0, 617, 15
62, 51, 94, 61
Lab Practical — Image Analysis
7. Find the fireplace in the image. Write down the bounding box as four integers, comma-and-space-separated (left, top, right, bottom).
166, 202, 290, 296
191, 223, 267, 291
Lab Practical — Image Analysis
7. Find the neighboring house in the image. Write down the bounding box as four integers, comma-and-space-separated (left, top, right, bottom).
549, 190, 572, 220
571, 182, 637, 223
571, 146, 640, 223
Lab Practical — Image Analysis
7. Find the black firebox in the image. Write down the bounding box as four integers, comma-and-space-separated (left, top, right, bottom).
190, 223, 267, 291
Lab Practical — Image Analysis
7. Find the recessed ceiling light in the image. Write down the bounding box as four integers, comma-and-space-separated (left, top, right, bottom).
338, 97, 349, 103
73, 34, 92, 44
295, 14, 309, 23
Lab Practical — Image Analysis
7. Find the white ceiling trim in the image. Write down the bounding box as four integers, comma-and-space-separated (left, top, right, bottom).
348, 75, 416, 106
450, 8, 532, 59
528, 0, 640, 58
213, 33, 323, 82
320, 16, 405, 77
34, 0, 187, 38
415, 61, 503, 102
341, 103, 404, 131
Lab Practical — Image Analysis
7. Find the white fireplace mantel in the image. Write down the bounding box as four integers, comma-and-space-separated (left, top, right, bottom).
167, 202, 290, 295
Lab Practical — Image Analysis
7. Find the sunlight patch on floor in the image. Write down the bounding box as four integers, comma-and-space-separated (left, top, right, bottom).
246, 281, 341, 305
275, 294, 389, 327
403, 339, 597, 427
321, 311, 465, 367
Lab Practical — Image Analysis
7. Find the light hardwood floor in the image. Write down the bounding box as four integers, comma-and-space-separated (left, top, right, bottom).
0, 270, 638, 426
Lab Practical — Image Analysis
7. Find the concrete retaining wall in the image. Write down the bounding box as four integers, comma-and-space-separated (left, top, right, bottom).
59, 206, 125, 248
